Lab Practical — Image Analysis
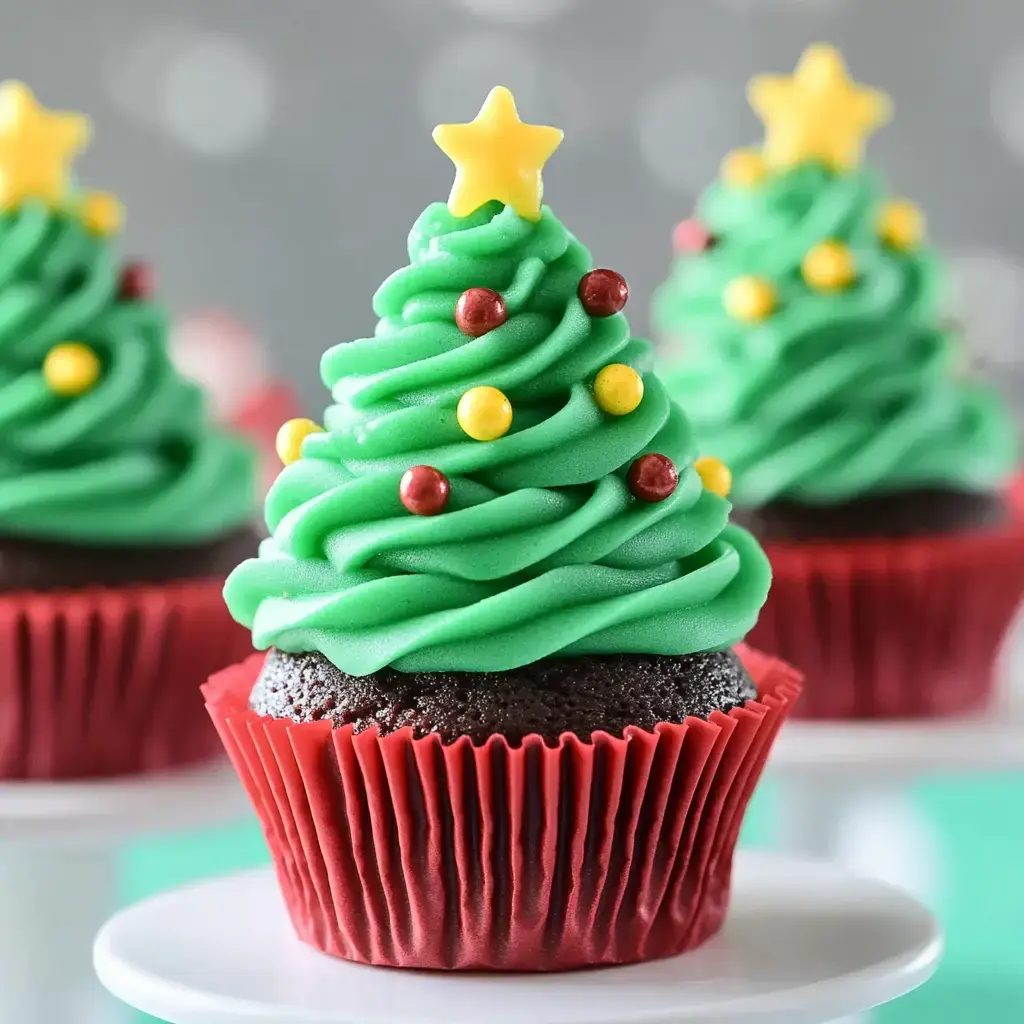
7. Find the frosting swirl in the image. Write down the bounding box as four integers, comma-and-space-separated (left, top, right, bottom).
653, 164, 1018, 508
226, 201, 770, 675
0, 202, 256, 543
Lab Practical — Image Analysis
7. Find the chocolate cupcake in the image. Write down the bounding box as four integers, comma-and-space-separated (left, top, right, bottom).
0, 82, 259, 778
653, 45, 1024, 718
250, 648, 758, 743
206, 87, 799, 973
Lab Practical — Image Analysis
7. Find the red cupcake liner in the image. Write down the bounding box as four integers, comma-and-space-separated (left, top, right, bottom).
0, 579, 254, 780
204, 645, 800, 971
747, 489, 1024, 719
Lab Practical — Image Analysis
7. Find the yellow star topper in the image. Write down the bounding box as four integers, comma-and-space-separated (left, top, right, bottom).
0, 81, 89, 209
432, 86, 563, 222
748, 44, 892, 172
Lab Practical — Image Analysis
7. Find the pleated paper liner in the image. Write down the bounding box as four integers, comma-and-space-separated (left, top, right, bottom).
204, 645, 801, 971
747, 487, 1024, 719
0, 579, 254, 780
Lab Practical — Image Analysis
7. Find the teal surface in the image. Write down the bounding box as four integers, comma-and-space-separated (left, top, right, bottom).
120, 776, 1024, 1023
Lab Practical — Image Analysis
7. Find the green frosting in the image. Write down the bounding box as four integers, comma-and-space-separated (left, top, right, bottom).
0, 201, 256, 543
225, 201, 770, 676
653, 164, 1019, 508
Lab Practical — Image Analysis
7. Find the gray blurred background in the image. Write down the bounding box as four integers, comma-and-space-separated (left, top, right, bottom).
11, 0, 1024, 412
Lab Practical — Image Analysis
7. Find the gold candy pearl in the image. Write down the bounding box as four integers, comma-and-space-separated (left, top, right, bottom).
724, 275, 776, 322
457, 386, 512, 441
695, 456, 732, 499
43, 342, 100, 396
802, 240, 856, 291
593, 363, 643, 416
80, 191, 124, 237
276, 418, 324, 466
721, 148, 767, 188
878, 199, 924, 251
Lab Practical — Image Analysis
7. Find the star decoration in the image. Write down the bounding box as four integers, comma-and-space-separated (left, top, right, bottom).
432, 86, 563, 222
748, 44, 891, 172
0, 81, 89, 209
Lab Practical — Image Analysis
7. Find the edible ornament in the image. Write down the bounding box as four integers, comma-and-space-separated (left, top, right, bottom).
694, 456, 732, 499
455, 287, 507, 337
457, 385, 512, 441
578, 269, 628, 317
81, 190, 123, 236
0, 81, 88, 209
721, 149, 766, 188
724, 276, 775, 322
748, 44, 891, 171
878, 199, 924, 251
802, 240, 855, 291
628, 453, 678, 503
432, 86, 563, 221
276, 417, 324, 466
43, 342, 100, 396
119, 261, 153, 300
673, 218, 713, 254
399, 465, 451, 516
593, 363, 643, 416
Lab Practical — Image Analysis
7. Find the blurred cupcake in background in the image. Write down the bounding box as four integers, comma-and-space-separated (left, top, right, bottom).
171, 311, 303, 500
652, 45, 1024, 719
0, 82, 260, 778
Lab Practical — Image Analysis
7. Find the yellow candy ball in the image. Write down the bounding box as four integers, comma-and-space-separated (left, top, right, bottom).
593, 363, 644, 416
276, 418, 324, 466
802, 240, 856, 291
695, 456, 732, 499
81, 191, 124, 237
878, 199, 924, 251
724, 275, 776, 323
43, 342, 101, 396
721, 148, 766, 188
457, 385, 513, 441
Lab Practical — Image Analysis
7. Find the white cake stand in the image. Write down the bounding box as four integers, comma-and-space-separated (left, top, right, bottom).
93, 851, 941, 1024
0, 760, 249, 1024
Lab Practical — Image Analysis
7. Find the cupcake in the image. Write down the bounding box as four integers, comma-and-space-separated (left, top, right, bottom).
652, 45, 1024, 718
205, 87, 800, 972
0, 83, 259, 778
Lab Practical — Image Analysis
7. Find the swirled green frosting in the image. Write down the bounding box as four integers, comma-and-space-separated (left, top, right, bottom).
0, 202, 256, 543
225, 201, 771, 676
653, 164, 1018, 508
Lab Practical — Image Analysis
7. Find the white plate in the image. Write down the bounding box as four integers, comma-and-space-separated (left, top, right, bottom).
93, 851, 942, 1024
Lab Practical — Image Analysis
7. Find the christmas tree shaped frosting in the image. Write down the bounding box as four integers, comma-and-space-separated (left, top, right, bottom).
0, 82, 255, 543
654, 45, 1018, 509
225, 87, 770, 676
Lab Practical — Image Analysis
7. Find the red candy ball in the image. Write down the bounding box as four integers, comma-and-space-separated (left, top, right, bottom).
578, 269, 628, 317
627, 453, 678, 503
400, 465, 451, 516
673, 219, 713, 254
455, 287, 507, 337
118, 261, 153, 300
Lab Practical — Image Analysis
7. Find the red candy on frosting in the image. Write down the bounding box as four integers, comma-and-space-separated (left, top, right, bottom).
628, 453, 678, 503
455, 287, 507, 337
400, 465, 451, 516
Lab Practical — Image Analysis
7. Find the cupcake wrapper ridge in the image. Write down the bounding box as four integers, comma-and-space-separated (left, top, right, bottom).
748, 495, 1024, 718
204, 645, 800, 971
0, 579, 253, 779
